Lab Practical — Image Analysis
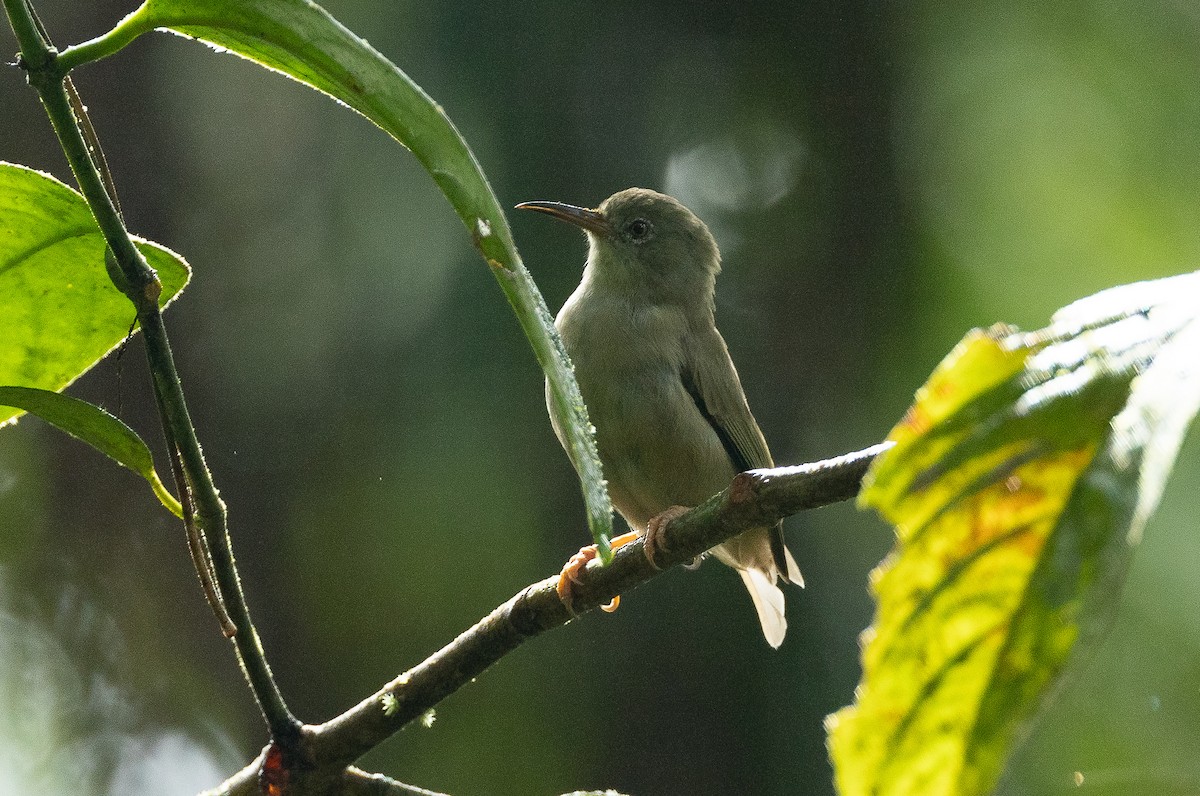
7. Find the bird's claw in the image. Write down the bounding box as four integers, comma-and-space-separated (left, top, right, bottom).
555, 531, 641, 614
561, 547, 595, 587
643, 505, 692, 569
556, 544, 599, 615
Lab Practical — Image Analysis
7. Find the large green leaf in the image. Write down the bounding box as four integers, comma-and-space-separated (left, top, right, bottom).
0, 162, 191, 427
0, 386, 182, 518
828, 272, 1200, 795
63, 0, 614, 554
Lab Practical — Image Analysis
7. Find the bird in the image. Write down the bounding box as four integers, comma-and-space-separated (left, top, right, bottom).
517, 187, 802, 648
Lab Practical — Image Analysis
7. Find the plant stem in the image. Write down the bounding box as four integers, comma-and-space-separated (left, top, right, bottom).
55, 4, 155, 73
3, 0, 44, 68
4, 0, 299, 746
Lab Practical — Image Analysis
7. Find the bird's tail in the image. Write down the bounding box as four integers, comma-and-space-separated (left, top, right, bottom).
738, 567, 787, 649
782, 546, 804, 588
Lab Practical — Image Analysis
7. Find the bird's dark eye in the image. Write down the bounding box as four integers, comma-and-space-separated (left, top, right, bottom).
625, 218, 652, 241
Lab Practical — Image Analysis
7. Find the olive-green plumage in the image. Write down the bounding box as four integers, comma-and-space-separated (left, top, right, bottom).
519, 187, 802, 648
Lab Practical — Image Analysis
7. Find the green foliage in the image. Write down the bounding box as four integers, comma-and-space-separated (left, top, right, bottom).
67, 0, 615, 557
0, 386, 182, 518
5, 0, 1199, 792
0, 162, 190, 427
829, 272, 1200, 794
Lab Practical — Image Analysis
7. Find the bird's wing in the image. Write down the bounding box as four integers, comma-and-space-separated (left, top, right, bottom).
682, 326, 797, 582
681, 325, 773, 473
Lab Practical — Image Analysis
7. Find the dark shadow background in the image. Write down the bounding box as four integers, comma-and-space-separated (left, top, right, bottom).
1, 1, 1198, 794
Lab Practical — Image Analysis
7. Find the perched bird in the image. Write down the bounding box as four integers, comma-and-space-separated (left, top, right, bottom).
517, 188, 802, 648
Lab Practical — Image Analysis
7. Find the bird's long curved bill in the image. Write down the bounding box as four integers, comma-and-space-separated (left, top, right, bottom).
514, 200, 612, 236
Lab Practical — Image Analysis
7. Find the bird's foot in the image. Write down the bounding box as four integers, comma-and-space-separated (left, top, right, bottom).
644, 505, 692, 569
556, 531, 640, 614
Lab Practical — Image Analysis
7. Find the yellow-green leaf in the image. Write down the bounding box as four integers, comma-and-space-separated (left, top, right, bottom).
828, 271, 1200, 796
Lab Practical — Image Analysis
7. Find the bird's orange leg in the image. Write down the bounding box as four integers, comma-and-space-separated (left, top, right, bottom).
643, 505, 692, 569
556, 531, 640, 614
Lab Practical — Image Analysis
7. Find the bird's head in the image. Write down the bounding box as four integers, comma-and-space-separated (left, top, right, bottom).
518, 187, 721, 309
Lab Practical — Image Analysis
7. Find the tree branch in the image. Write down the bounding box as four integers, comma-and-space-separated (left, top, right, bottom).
206, 442, 891, 794
201, 749, 452, 796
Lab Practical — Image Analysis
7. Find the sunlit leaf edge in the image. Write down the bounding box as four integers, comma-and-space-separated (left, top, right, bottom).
0, 385, 183, 518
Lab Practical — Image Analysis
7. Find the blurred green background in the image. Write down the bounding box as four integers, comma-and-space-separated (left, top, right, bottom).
2, 1, 1198, 794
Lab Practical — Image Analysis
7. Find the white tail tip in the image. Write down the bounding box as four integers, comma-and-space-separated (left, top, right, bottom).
738, 567, 787, 648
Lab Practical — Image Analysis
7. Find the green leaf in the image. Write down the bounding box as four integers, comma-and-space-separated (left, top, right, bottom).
0, 162, 191, 427
86, 0, 615, 555
0, 386, 183, 518
828, 271, 1200, 796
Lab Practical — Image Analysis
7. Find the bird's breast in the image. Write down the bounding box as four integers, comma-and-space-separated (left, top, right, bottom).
550, 290, 735, 528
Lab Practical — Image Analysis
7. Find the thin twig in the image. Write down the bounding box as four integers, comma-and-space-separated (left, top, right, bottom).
162, 420, 236, 637
22, 0, 121, 220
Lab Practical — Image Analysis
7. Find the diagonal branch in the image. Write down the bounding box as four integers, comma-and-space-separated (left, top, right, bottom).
205, 442, 891, 795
